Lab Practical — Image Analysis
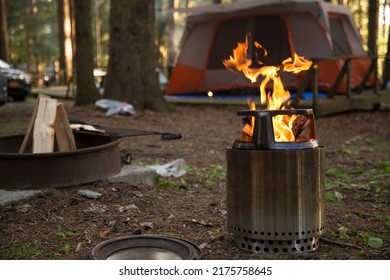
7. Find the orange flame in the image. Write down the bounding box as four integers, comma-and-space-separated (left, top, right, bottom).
223, 34, 312, 142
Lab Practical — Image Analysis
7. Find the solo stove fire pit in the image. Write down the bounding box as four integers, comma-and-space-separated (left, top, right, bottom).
226, 109, 325, 254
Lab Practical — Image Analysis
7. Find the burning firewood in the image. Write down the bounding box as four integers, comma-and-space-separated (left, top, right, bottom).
292, 115, 310, 139
224, 35, 313, 143
241, 115, 254, 140
242, 124, 253, 137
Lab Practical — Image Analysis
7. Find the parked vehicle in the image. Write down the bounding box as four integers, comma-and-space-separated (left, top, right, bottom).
0, 72, 7, 106
93, 68, 168, 95
0, 59, 32, 101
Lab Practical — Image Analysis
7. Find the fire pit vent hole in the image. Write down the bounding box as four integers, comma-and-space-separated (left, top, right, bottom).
236, 236, 320, 255
229, 225, 325, 240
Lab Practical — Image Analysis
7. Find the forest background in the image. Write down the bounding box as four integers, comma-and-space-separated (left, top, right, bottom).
0, 0, 388, 109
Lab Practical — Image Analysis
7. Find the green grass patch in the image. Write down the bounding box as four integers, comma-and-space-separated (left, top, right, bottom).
57, 226, 74, 239
325, 191, 343, 202
326, 166, 345, 178
59, 244, 71, 254
0, 245, 40, 259
157, 164, 226, 189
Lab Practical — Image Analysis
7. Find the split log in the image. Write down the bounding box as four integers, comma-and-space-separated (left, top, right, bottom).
292, 114, 310, 139
54, 103, 77, 152
242, 124, 253, 137
19, 94, 76, 153
32, 96, 58, 153
241, 115, 254, 140
19, 101, 39, 153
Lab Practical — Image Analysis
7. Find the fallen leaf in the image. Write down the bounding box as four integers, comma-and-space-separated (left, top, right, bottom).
75, 242, 82, 253
140, 222, 153, 229
367, 237, 383, 249
84, 230, 93, 241
17, 204, 31, 214
99, 228, 111, 238
125, 204, 138, 210
191, 219, 213, 227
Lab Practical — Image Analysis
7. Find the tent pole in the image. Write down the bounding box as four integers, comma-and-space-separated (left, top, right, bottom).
357, 57, 376, 94
329, 57, 349, 98
373, 57, 378, 95
312, 60, 319, 114
291, 64, 315, 107
346, 58, 351, 99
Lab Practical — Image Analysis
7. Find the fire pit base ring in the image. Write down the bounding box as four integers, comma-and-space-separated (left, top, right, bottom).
91, 235, 201, 260
234, 235, 320, 255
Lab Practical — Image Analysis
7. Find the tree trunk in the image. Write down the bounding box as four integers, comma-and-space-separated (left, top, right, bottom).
65, 0, 74, 84
74, 0, 98, 106
382, 20, 390, 85
382, 0, 388, 39
94, 0, 102, 68
57, 0, 74, 86
104, 0, 169, 112
25, 1, 33, 80
357, 0, 363, 31
367, 0, 379, 56
57, 0, 67, 85
0, 0, 9, 62
167, 0, 175, 78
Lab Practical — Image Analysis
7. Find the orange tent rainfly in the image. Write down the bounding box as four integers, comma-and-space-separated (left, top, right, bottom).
166, 0, 375, 96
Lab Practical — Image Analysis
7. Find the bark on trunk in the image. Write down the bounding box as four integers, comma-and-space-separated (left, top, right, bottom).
382, 23, 390, 85
368, 0, 379, 56
0, 0, 9, 62
167, 0, 175, 77
57, 0, 67, 85
104, 0, 169, 112
74, 0, 98, 106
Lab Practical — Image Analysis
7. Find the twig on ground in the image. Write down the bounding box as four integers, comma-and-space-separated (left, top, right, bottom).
320, 237, 364, 250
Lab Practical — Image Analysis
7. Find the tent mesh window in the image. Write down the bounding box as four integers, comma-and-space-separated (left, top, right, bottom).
207, 15, 291, 69
329, 16, 352, 56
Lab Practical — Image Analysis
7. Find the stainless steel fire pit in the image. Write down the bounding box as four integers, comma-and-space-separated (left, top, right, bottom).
226, 109, 325, 254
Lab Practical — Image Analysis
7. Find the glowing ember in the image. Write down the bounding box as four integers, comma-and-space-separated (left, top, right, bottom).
223, 34, 312, 142
241, 101, 256, 141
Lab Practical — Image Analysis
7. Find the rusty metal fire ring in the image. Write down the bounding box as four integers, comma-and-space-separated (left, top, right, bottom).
0, 132, 122, 190
0, 124, 182, 190
91, 235, 201, 260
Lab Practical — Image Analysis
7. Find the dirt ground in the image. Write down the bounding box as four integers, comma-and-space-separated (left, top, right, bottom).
0, 98, 389, 260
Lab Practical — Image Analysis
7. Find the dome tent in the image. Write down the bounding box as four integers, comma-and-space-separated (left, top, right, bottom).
166, 0, 375, 96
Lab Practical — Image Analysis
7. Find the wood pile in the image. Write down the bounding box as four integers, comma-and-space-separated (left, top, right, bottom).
19, 95, 76, 153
